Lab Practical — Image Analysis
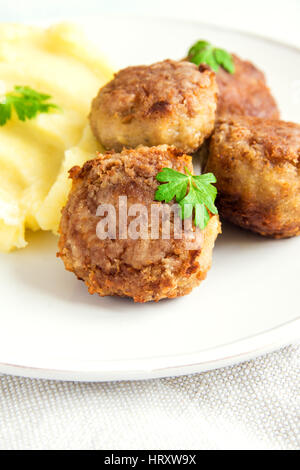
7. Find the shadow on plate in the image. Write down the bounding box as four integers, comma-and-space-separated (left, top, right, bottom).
10, 230, 181, 312
9, 222, 296, 312
214, 219, 289, 251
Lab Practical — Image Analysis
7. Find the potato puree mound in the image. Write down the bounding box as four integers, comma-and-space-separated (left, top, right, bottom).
0, 23, 112, 252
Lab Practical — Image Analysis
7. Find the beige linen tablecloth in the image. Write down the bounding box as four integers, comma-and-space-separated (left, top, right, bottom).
0, 344, 299, 450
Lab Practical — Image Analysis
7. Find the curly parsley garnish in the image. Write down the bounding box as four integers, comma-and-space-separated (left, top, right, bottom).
155, 167, 218, 230
0, 86, 61, 126
188, 40, 235, 74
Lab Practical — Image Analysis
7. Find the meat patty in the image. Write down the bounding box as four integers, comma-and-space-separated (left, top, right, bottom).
89, 60, 218, 153
216, 54, 279, 119
205, 116, 300, 238
58, 145, 221, 302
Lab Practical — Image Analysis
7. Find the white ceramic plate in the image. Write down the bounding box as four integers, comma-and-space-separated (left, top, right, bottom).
0, 16, 299, 381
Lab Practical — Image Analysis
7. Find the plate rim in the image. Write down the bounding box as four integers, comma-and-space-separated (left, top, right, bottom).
1, 15, 299, 381
0, 318, 299, 381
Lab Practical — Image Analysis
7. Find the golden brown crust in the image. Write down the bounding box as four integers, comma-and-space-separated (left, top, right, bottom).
205, 116, 300, 238
92, 59, 215, 119
216, 54, 280, 119
89, 60, 218, 153
58, 145, 221, 302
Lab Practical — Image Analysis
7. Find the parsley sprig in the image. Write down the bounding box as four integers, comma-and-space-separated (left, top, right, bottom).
155, 167, 218, 230
188, 40, 235, 74
0, 86, 60, 126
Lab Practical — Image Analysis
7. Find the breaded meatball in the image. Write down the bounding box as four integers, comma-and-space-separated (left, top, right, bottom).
58, 145, 221, 302
205, 116, 300, 238
89, 60, 218, 153
216, 54, 279, 119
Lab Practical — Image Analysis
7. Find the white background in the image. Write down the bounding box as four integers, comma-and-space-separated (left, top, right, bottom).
1, 0, 300, 48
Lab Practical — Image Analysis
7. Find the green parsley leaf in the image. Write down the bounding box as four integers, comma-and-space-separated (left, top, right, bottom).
188, 40, 235, 74
214, 48, 235, 74
155, 167, 218, 230
0, 86, 61, 126
155, 168, 189, 202
188, 40, 210, 59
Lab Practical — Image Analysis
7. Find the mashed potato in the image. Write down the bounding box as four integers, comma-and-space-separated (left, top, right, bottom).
0, 23, 113, 252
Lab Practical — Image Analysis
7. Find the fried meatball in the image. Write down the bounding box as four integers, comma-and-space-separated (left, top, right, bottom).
89, 60, 218, 153
216, 54, 279, 119
205, 116, 300, 238
58, 145, 221, 302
